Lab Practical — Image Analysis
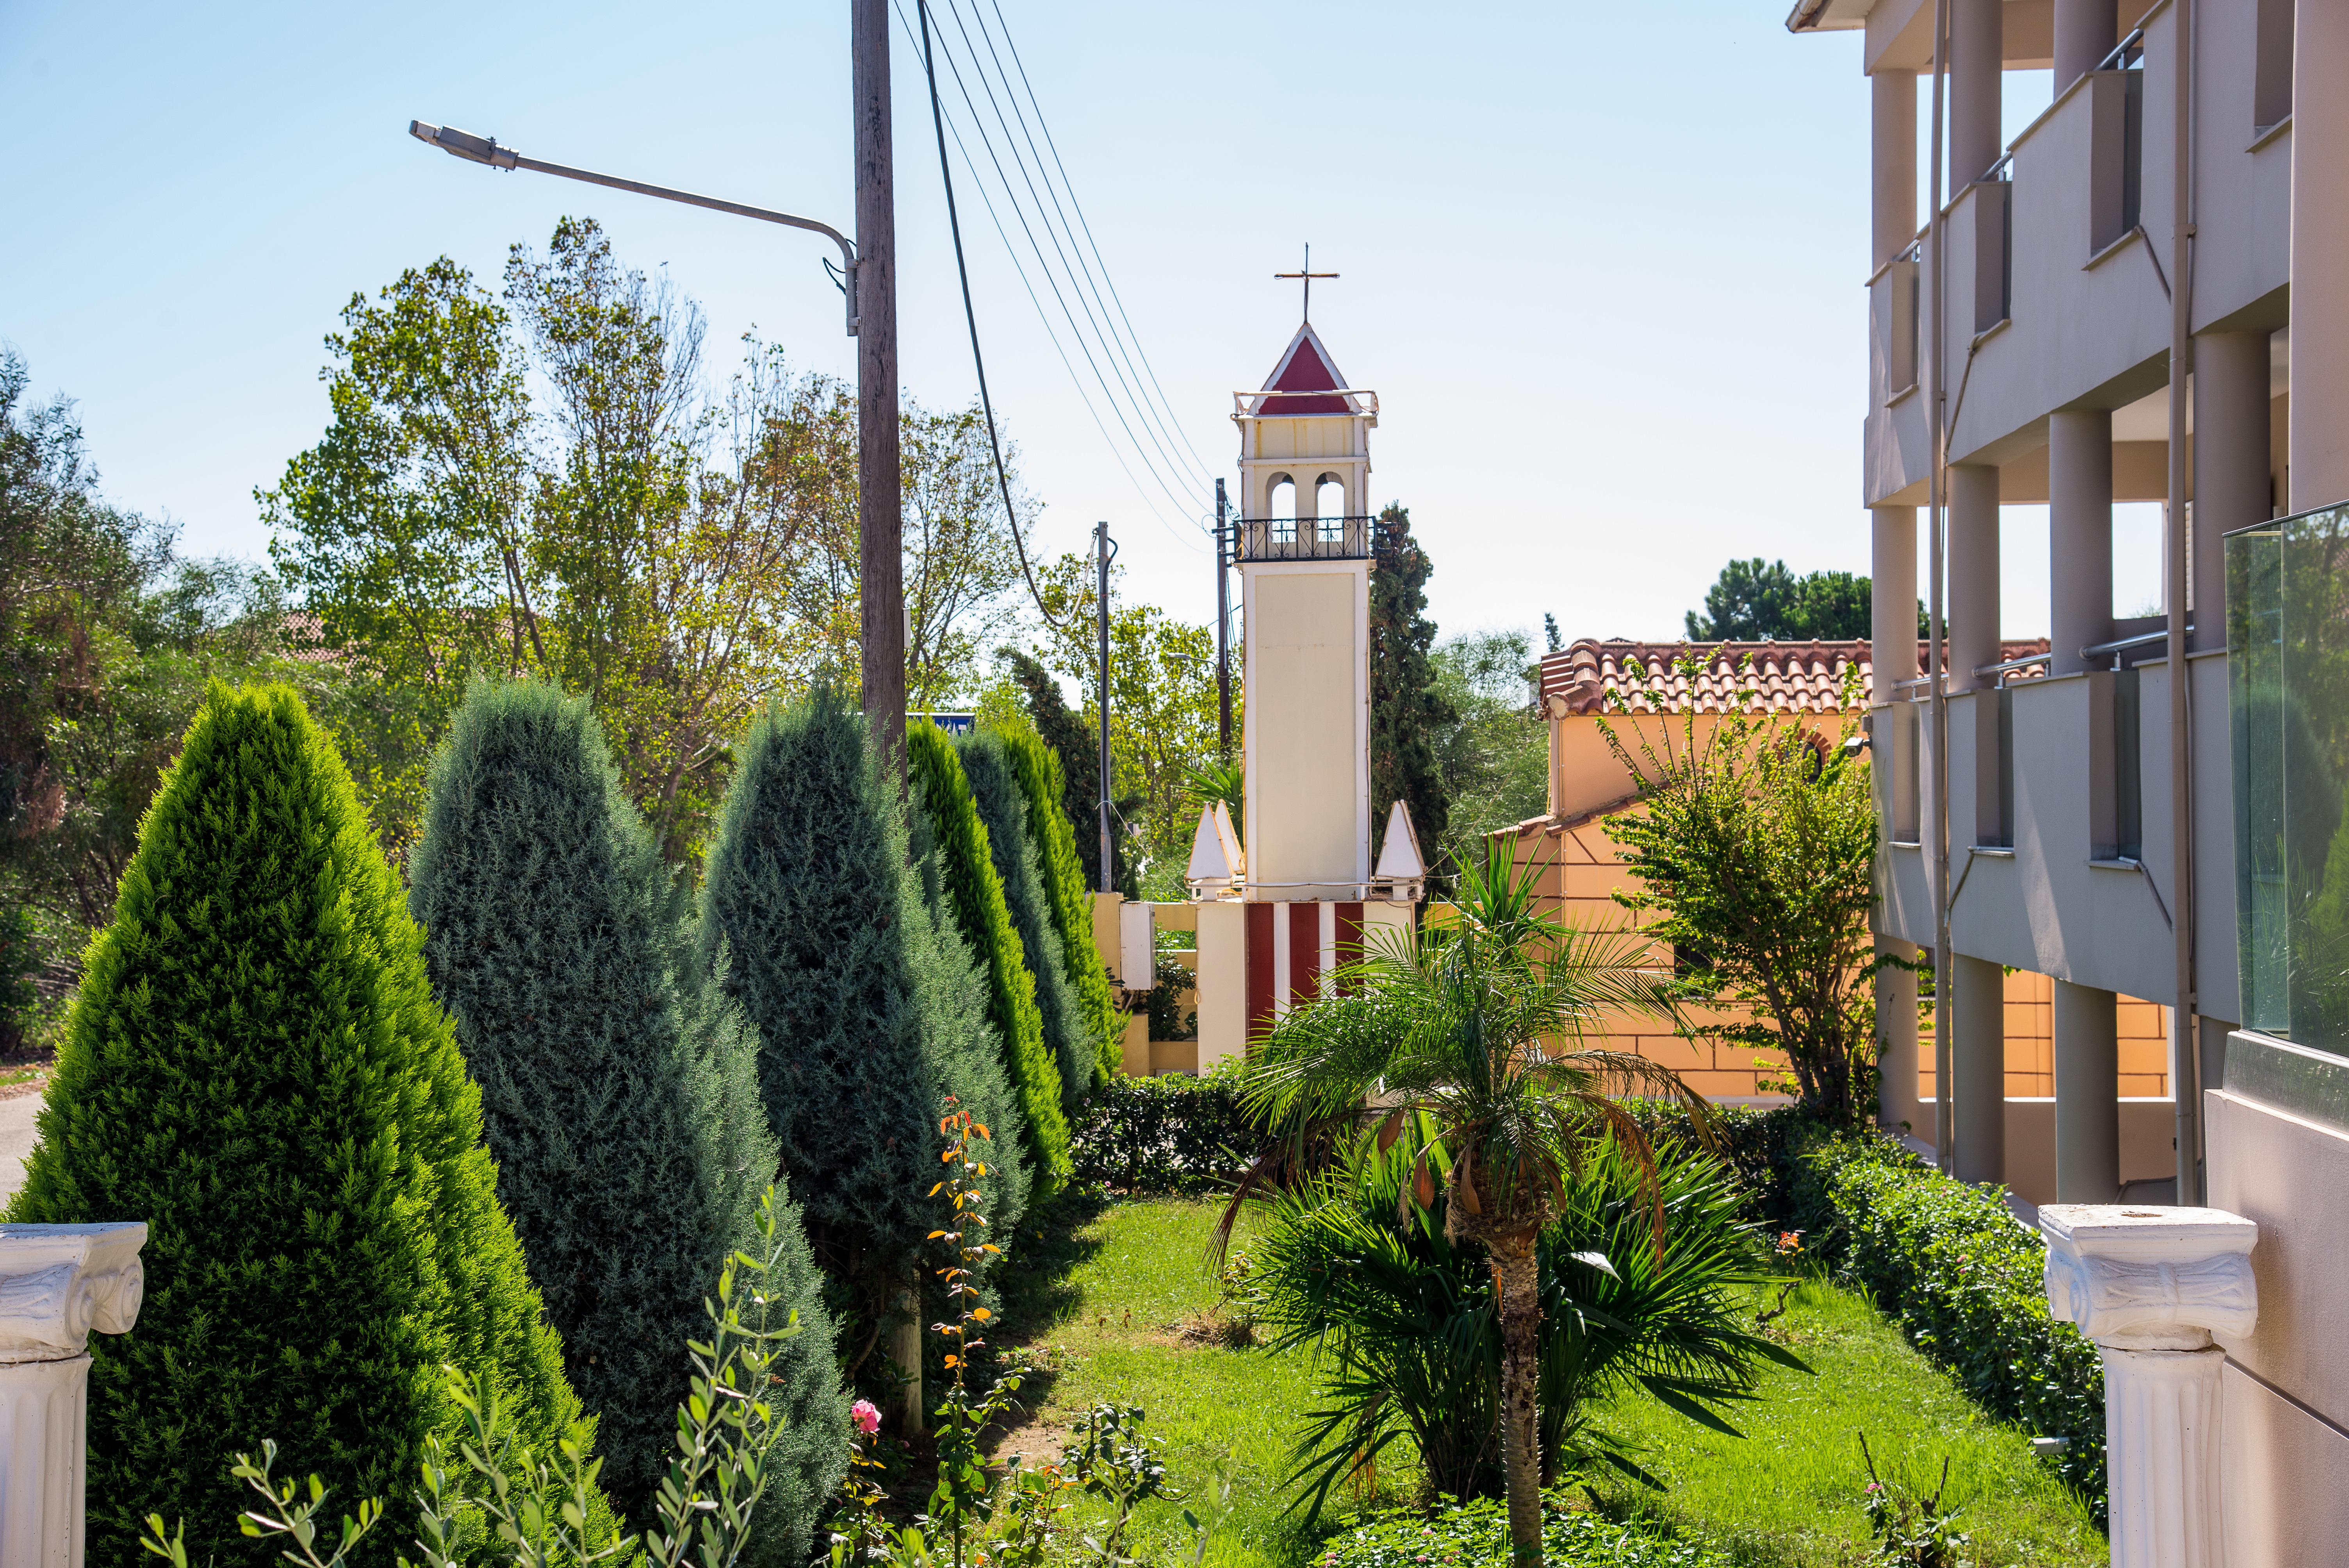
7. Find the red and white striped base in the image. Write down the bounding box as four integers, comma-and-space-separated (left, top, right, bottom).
1244, 901, 1365, 1046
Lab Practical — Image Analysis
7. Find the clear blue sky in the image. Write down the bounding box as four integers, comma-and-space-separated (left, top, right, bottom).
2, 1, 2131, 645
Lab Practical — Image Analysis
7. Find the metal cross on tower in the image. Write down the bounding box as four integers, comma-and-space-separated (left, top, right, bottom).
1274, 243, 1338, 321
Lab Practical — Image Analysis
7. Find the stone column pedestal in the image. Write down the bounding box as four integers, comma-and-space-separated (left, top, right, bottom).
2041, 1205, 2258, 1568
0, 1223, 148, 1568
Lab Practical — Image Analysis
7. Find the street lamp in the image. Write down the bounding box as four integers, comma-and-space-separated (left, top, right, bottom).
407, 121, 859, 336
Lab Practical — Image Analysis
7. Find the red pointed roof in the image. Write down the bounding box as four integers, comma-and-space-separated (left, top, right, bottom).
1255, 323, 1351, 415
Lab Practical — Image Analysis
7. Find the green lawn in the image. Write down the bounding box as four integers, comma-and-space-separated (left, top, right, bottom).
989, 1199, 2103, 1568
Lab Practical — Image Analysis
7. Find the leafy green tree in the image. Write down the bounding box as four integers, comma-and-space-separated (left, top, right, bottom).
1027, 555, 1221, 898
1239, 847, 1700, 1568
959, 728, 1092, 1105
1430, 630, 1549, 875
1369, 502, 1452, 864
7, 681, 608, 1564
996, 717, 1121, 1081
1599, 658, 1881, 1121
406, 679, 844, 1550
699, 690, 1028, 1378
1683, 558, 1912, 642
907, 722, 1073, 1193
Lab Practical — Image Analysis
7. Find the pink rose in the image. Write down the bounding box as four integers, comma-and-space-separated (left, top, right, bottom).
851, 1399, 882, 1436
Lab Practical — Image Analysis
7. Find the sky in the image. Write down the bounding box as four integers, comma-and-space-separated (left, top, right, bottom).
0, 1, 2162, 648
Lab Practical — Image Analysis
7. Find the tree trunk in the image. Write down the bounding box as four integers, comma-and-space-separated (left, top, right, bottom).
1490, 1230, 1543, 1568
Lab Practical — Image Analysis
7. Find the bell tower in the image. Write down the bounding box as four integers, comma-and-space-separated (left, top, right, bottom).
1232, 321, 1380, 902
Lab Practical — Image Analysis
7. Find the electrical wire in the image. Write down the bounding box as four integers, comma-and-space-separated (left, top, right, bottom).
888, 0, 1205, 547
913, 7, 1199, 524
948, 0, 1214, 494
916, 0, 1071, 633
978, 0, 1219, 488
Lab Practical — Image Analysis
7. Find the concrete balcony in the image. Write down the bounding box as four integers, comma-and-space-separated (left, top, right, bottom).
1877, 649, 2239, 1022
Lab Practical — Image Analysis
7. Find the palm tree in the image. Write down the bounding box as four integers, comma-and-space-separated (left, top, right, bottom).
1237, 843, 1710, 1568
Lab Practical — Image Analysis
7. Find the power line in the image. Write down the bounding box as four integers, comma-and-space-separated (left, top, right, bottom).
914, 5, 1199, 525
976, 0, 1220, 488
916, 0, 1069, 632
949, 0, 1215, 495
887, 0, 1201, 547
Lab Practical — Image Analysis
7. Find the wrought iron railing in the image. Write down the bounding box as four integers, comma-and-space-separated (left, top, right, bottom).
1234, 515, 1373, 561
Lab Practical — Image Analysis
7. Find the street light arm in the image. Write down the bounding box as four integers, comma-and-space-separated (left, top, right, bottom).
408, 121, 859, 334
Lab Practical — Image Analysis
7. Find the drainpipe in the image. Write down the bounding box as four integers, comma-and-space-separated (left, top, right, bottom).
1927, 0, 1954, 1172
2165, 0, 2201, 1203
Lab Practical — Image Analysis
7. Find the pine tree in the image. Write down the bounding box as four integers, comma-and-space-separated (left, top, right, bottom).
958, 729, 1091, 1107
1369, 502, 1453, 864
407, 679, 845, 1554
906, 721, 1073, 1194
699, 690, 1028, 1338
996, 719, 1121, 1081
7, 682, 608, 1566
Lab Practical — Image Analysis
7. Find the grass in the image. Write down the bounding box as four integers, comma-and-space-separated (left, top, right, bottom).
987, 1199, 2103, 1568
1584, 1275, 2104, 1567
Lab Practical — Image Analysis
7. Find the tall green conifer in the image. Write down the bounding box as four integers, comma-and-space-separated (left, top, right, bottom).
998, 720, 1121, 1081
1369, 502, 1453, 862
7, 682, 608, 1566
406, 680, 844, 1554
959, 730, 1091, 1107
906, 722, 1073, 1194
699, 691, 1030, 1342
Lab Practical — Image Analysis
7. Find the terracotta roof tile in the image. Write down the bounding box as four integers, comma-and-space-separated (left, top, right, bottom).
1537, 636, 2053, 717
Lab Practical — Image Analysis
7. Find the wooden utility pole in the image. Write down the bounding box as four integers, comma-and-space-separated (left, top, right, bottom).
1096, 520, 1116, 893
855, 0, 904, 772
1215, 478, 1232, 753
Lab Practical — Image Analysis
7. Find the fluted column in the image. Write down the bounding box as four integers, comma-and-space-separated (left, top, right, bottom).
2041, 1206, 2258, 1568
0, 1224, 148, 1567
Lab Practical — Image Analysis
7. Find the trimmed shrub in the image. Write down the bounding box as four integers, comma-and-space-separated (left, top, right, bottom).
407, 679, 844, 1551
906, 721, 1071, 1195
1068, 1068, 1258, 1194
997, 720, 1121, 1082
959, 730, 1089, 1108
7, 681, 607, 1565
699, 691, 1022, 1321
1782, 1126, 2107, 1519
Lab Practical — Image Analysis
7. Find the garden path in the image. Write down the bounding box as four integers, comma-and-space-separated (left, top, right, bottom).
0, 1089, 40, 1203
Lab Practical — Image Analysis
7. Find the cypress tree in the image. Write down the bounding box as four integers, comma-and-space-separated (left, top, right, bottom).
406, 680, 845, 1553
699, 690, 1027, 1332
7, 682, 607, 1566
1369, 502, 1453, 863
907, 721, 1073, 1194
1005, 649, 1137, 895
998, 720, 1121, 1082
958, 730, 1091, 1107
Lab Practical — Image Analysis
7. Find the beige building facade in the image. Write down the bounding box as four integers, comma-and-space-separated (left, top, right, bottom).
1791, 0, 2349, 1555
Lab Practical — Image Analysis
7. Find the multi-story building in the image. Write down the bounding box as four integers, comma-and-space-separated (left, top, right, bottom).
1790, 0, 2349, 1553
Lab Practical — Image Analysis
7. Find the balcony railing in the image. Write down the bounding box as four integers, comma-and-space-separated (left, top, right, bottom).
1235, 515, 1373, 561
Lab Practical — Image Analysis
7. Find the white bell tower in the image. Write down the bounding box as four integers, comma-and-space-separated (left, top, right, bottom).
1232, 321, 1379, 902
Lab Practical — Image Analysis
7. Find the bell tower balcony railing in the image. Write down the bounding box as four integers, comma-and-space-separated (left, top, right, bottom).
1235, 515, 1373, 562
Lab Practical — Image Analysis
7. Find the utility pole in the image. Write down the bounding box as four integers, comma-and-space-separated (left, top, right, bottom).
855, 0, 904, 773
1096, 520, 1117, 893
1215, 478, 1232, 753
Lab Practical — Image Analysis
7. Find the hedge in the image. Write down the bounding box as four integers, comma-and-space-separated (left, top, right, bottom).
907, 721, 1072, 1194
1616, 1103, 2107, 1523
996, 720, 1121, 1082
1067, 1069, 1259, 1194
